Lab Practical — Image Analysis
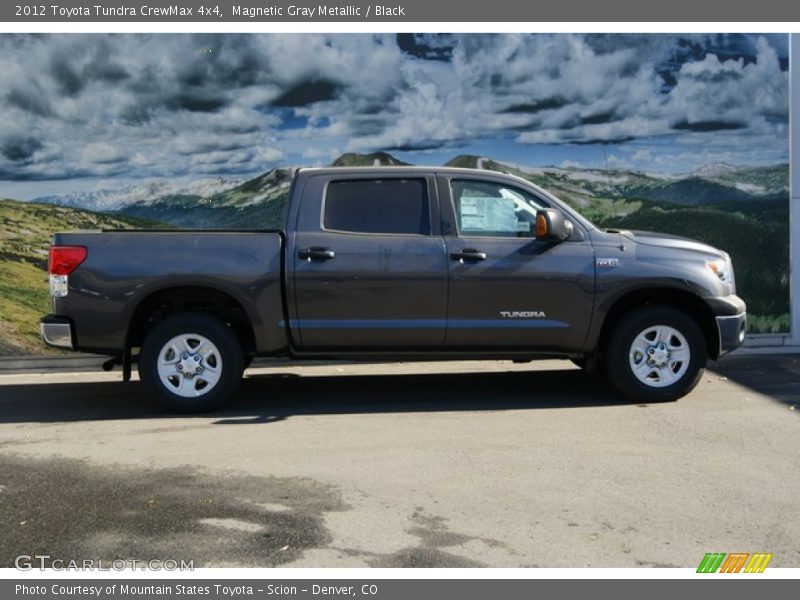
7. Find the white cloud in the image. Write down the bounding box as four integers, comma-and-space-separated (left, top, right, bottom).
0, 33, 788, 185
560, 159, 586, 169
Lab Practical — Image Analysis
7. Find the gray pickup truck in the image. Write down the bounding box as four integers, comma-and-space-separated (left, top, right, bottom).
41, 167, 746, 412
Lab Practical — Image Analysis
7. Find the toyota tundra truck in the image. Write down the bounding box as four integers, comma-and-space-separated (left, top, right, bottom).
41, 167, 747, 412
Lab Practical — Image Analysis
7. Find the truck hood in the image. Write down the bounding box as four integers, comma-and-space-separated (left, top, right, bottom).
615, 229, 726, 258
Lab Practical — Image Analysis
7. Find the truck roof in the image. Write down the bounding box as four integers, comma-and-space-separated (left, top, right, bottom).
297, 165, 529, 180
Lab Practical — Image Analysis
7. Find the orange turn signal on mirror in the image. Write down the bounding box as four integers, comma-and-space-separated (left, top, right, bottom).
536, 214, 548, 238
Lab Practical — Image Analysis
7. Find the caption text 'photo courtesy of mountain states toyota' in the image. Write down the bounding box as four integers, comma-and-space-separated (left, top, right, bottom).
41, 167, 747, 412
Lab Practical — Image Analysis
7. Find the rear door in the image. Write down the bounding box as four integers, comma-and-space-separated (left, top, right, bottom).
289, 172, 448, 350
439, 174, 595, 352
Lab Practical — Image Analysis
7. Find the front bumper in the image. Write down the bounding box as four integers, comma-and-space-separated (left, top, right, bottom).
716, 312, 746, 356
704, 294, 746, 357
40, 315, 74, 350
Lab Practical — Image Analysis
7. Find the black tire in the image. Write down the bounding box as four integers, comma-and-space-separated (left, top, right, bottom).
605, 306, 706, 403
139, 313, 244, 413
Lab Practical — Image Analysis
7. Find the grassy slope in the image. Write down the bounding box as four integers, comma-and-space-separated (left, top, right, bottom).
0, 198, 166, 355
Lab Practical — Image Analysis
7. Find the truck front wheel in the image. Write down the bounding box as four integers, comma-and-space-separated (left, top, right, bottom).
139, 313, 244, 413
605, 307, 706, 403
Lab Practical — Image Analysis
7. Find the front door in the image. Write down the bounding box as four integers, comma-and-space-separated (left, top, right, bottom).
440, 176, 595, 352
290, 173, 448, 350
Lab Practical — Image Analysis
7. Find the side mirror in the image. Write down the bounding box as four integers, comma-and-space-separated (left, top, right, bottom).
535, 209, 573, 242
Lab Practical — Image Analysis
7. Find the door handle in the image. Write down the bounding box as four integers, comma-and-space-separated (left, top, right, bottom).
298, 247, 336, 261
450, 248, 487, 262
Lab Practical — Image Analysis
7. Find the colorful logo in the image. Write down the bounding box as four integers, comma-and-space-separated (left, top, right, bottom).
697, 553, 773, 573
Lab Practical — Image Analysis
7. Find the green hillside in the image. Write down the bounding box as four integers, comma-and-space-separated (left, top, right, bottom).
713, 164, 789, 192
119, 194, 289, 230
117, 154, 409, 229
625, 177, 756, 205
118, 168, 295, 230
594, 200, 790, 328
0, 199, 166, 355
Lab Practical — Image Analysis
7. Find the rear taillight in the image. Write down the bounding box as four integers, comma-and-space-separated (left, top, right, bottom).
49, 246, 87, 275
49, 246, 86, 298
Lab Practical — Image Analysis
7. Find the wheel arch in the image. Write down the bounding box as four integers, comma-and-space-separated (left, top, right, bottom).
597, 287, 719, 360
126, 285, 257, 355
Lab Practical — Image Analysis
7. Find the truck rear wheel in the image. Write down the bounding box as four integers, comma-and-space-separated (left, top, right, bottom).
605, 307, 706, 403
139, 313, 244, 413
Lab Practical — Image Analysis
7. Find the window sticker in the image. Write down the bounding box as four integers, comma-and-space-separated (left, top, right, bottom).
460, 195, 517, 232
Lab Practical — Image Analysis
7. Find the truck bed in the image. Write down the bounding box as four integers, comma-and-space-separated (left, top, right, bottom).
50, 230, 288, 354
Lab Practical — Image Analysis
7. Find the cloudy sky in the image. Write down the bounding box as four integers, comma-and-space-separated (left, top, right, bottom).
0, 33, 789, 199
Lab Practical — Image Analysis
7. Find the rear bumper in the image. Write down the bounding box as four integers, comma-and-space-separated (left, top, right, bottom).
40, 315, 74, 350
716, 312, 746, 356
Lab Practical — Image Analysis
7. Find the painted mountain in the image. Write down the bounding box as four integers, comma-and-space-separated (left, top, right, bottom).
331, 152, 411, 167
46, 152, 782, 231
114, 168, 297, 230
33, 177, 242, 213
107, 153, 409, 229
445, 155, 788, 207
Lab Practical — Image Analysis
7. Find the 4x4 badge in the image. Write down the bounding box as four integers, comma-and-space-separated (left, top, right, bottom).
597, 258, 620, 268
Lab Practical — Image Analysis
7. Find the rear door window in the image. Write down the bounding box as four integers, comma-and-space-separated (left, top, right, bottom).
324, 178, 430, 235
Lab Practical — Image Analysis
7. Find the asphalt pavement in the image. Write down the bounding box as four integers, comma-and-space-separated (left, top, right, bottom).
0, 355, 798, 568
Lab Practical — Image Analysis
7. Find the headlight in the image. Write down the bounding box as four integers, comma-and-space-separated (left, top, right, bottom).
707, 258, 732, 285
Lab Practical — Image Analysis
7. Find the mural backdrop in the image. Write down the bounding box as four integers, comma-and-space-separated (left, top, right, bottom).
0, 33, 790, 355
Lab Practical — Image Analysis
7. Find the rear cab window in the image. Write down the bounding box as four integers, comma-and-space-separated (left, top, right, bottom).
324, 178, 430, 235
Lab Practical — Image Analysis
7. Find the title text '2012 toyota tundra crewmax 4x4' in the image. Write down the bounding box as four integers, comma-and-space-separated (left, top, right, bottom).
41, 167, 746, 412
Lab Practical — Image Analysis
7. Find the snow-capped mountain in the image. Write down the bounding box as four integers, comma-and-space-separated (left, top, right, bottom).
33, 177, 242, 212
29, 152, 789, 231
691, 163, 739, 178
445, 154, 788, 206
